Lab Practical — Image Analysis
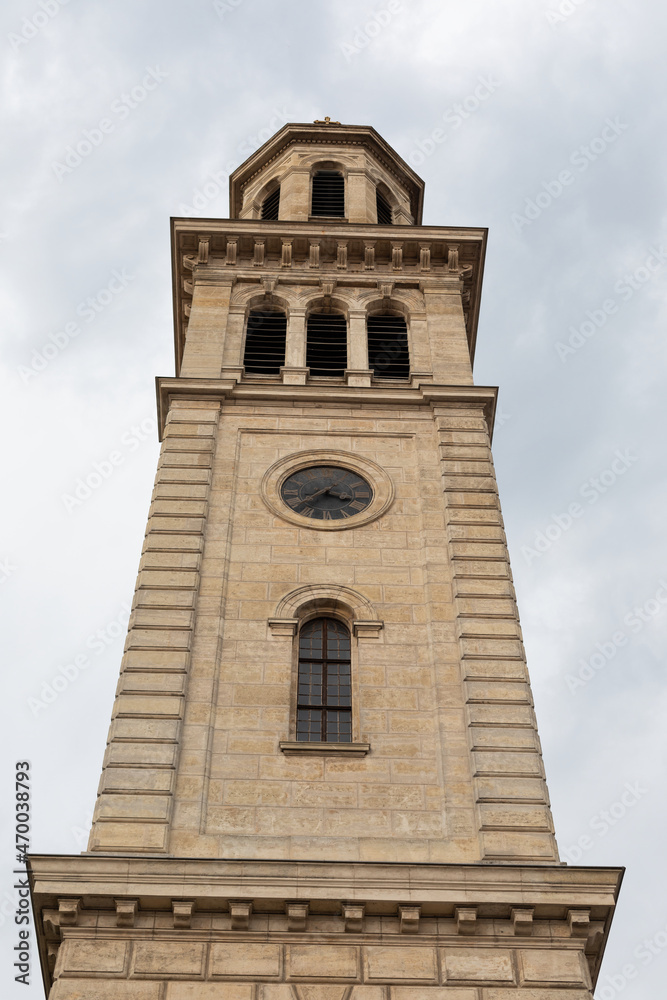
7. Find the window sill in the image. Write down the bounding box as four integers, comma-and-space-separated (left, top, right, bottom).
279, 741, 370, 758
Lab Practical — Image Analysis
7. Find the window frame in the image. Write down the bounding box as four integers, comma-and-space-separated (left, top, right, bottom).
295, 617, 352, 743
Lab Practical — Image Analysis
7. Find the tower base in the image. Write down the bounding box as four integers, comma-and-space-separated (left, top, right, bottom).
30, 855, 622, 998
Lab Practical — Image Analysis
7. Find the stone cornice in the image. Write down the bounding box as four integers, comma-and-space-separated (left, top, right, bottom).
228, 123, 425, 222
29, 855, 622, 993
154, 377, 498, 441
170, 218, 487, 375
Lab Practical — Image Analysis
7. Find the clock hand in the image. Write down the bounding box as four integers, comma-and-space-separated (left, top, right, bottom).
328, 488, 351, 500
301, 486, 329, 503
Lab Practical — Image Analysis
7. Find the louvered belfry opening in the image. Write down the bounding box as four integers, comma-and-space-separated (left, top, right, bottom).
367, 314, 410, 379
311, 170, 345, 217
260, 186, 280, 220
242, 309, 287, 375
376, 188, 392, 225
296, 617, 352, 743
306, 312, 347, 376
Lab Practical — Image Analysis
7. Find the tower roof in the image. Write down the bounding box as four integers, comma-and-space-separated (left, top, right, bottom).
229, 121, 425, 223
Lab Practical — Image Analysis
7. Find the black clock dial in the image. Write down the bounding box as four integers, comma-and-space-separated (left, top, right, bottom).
280, 466, 373, 521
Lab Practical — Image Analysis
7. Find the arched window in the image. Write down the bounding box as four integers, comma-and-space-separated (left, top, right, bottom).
243, 309, 287, 374
367, 313, 410, 379
260, 185, 280, 220
306, 312, 347, 376
311, 170, 345, 217
297, 618, 351, 743
376, 188, 392, 225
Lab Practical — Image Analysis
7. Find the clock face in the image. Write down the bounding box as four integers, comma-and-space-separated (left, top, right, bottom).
280, 466, 373, 521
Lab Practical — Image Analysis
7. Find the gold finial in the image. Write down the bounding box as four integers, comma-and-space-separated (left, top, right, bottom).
314, 116, 340, 125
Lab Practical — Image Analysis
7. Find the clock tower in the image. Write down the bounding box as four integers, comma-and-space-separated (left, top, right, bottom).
31, 121, 621, 999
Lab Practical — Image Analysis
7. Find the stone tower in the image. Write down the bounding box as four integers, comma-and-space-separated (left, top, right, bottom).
31, 121, 621, 999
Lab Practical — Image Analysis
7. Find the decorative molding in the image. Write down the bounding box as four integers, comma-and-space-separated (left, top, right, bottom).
253, 239, 265, 266
447, 243, 460, 271
226, 238, 238, 266
456, 906, 478, 935
279, 741, 370, 757
274, 584, 378, 624
378, 280, 394, 300
352, 620, 383, 639
286, 901, 309, 932
336, 241, 348, 269
173, 899, 195, 929
281, 239, 293, 267
420, 244, 431, 270
229, 900, 252, 930
268, 617, 299, 636
308, 240, 320, 268
57, 898, 80, 927
512, 907, 534, 935
342, 903, 365, 933
115, 898, 138, 928
391, 242, 403, 270
364, 241, 376, 269
197, 237, 209, 264
568, 909, 591, 938
399, 905, 421, 934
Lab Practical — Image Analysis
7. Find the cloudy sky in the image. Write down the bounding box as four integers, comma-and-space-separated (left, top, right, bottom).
1, 1, 666, 996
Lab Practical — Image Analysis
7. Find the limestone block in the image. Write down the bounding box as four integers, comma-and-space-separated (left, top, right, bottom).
209, 942, 282, 979
52, 982, 161, 1000
132, 940, 206, 977
287, 945, 360, 981
169, 987, 254, 1000
441, 947, 514, 984
90, 821, 167, 851
59, 939, 128, 974
365, 946, 438, 983
518, 948, 590, 986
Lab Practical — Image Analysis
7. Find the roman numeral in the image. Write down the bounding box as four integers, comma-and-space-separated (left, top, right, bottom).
300, 506, 314, 517
349, 480, 365, 488
286, 498, 302, 508
354, 491, 370, 498
349, 500, 365, 511
321, 510, 333, 520
283, 488, 299, 496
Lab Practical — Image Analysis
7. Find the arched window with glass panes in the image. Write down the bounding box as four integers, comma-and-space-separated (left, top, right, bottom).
242, 309, 287, 375
296, 618, 352, 743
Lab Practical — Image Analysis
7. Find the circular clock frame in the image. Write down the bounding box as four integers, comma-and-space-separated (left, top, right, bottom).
261, 450, 395, 531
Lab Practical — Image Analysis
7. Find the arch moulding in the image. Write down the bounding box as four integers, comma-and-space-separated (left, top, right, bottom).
268, 584, 383, 639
